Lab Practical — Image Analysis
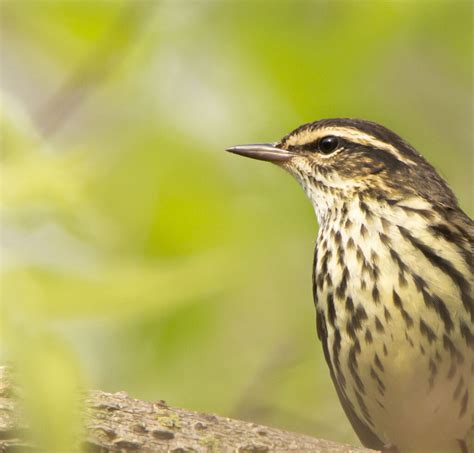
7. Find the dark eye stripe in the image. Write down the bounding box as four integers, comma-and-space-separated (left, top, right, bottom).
300, 142, 319, 151
290, 137, 406, 165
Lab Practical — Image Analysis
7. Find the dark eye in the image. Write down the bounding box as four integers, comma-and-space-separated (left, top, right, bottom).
319, 136, 339, 154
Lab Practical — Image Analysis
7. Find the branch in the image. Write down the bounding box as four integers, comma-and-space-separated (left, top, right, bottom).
0, 367, 375, 452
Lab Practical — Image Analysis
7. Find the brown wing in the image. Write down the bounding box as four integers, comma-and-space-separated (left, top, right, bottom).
441, 206, 473, 321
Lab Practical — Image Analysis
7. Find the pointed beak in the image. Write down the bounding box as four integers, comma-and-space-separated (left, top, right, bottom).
225, 143, 294, 163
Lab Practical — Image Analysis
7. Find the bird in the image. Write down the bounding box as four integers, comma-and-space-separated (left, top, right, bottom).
226, 118, 473, 453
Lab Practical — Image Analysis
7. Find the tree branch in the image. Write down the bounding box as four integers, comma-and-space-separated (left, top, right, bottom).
0, 367, 375, 452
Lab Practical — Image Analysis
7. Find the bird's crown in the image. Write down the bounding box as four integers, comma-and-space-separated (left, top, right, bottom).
279, 118, 419, 164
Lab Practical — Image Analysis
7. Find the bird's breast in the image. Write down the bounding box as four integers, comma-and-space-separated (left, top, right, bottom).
313, 197, 473, 450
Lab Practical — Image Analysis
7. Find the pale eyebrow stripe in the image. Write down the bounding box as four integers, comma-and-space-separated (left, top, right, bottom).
284, 126, 415, 165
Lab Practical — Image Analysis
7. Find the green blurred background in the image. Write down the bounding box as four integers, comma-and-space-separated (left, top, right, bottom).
1, 0, 472, 450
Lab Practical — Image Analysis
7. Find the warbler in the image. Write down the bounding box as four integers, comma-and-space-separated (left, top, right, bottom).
227, 118, 473, 453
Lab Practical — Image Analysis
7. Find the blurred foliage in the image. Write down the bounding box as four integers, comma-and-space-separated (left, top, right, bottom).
0, 0, 472, 450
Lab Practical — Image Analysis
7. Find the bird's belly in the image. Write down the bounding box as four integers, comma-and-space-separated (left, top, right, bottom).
345, 329, 473, 451
318, 248, 473, 450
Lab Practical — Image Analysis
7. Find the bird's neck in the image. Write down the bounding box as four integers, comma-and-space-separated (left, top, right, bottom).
303, 181, 357, 228
291, 168, 366, 227
313, 193, 434, 241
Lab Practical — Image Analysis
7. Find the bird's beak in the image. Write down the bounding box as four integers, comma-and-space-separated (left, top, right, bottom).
226, 143, 294, 163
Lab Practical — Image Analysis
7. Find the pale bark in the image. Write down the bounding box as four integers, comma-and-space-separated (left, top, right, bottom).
0, 367, 375, 452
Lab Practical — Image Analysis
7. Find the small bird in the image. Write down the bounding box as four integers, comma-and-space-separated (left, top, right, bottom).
226, 118, 473, 453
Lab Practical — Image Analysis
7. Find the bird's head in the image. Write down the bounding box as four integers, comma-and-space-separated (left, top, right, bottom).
227, 118, 457, 221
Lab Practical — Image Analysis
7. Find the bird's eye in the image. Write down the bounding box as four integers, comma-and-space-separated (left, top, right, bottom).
319, 136, 339, 154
